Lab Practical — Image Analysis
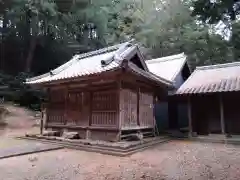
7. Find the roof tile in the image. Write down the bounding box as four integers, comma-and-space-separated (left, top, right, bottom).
145, 53, 188, 84
176, 62, 240, 95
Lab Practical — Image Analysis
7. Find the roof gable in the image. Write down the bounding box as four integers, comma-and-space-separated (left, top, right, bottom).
176, 62, 240, 95
146, 53, 188, 83
26, 42, 161, 86
101, 44, 148, 71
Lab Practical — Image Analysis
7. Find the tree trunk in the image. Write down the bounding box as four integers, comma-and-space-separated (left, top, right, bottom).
25, 36, 37, 73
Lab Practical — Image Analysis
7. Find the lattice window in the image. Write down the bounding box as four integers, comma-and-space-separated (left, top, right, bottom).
47, 89, 65, 124
66, 91, 83, 125
92, 91, 117, 111
91, 90, 117, 126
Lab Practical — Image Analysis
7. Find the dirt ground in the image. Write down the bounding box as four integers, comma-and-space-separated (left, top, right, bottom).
0, 104, 240, 180
0, 104, 39, 149
0, 140, 239, 180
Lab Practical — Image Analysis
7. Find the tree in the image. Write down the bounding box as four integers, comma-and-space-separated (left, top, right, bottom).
231, 22, 240, 59
192, 0, 240, 23
131, 0, 232, 67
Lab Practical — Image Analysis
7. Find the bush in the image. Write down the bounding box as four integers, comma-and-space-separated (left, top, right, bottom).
0, 72, 45, 111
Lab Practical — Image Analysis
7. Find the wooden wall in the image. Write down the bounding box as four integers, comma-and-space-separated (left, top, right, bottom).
46, 84, 118, 128
191, 95, 221, 135
120, 89, 138, 128
45, 78, 157, 140
119, 82, 155, 130
223, 92, 240, 134
190, 93, 240, 135
139, 90, 154, 127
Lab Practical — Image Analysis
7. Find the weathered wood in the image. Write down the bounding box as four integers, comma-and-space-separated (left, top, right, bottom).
64, 87, 68, 125
44, 69, 168, 141
120, 88, 138, 129
137, 87, 140, 126
91, 90, 118, 127
139, 90, 154, 127
89, 91, 92, 127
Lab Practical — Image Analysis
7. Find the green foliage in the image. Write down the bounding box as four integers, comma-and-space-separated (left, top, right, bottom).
192, 0, 240, 23
0, 72, 44, 110
0, 0, 239, 109
232, 21, 240, 59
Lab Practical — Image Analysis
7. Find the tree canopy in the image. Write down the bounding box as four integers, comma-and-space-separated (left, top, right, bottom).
1, 0, 240, 108
192, 0, 240, 23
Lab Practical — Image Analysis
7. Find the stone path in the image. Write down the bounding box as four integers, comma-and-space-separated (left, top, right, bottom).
0, 141, 63, 159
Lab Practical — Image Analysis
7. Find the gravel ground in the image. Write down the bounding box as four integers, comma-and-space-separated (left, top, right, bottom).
0, 140, 240, 180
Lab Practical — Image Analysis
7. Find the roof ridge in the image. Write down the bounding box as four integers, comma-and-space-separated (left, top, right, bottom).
27, 42, 131, 82
196, 61, 240, 70
76, 42, 131, 60
146, 53, 186, 63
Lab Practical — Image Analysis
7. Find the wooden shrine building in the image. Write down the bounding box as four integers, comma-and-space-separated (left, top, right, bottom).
146, 53, 191, 131
175, 62, 240, 136
26, 42, 174, 141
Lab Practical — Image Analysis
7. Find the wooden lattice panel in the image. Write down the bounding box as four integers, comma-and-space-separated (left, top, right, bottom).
47, 89, 65, 124
139, 91, 154, 127
66, 91, 83, 125
91, 90, 117, 126
120, 89, 138, 128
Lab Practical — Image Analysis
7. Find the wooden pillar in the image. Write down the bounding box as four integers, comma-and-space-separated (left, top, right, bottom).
86, 91, 92, 139
117, 79, 122, 141
137, 87, 140, 126
45, 88, 50, 127
40, 102, 44, 135
219, 94, 225, 134
153, 95, 158, 136
64, 87, 68, 125
188, 96, 193, 137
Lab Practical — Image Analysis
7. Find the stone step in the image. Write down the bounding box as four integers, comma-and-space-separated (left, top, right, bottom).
18, 136, 170, 156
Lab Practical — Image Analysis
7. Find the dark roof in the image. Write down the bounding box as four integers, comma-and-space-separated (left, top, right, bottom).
176, 62, 240, 95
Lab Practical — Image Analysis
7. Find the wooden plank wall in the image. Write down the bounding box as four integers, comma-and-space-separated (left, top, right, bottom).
66, 91, 90, 126
139, 91, 154, 127
120, 86, 155, 129
120, 89, 138, 129
46, 86, 118, 128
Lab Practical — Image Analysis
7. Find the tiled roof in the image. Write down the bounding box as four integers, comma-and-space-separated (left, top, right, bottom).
26, 42, 132, 84
146, 53, 187, 83
176, 62, 240, 95
127, 62, 173, 87
26, 42, 173, 88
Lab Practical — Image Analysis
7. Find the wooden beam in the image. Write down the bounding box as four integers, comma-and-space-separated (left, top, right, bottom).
40, 69, 121, 87
219, 94, 225, 134
188, 97, 193, 137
